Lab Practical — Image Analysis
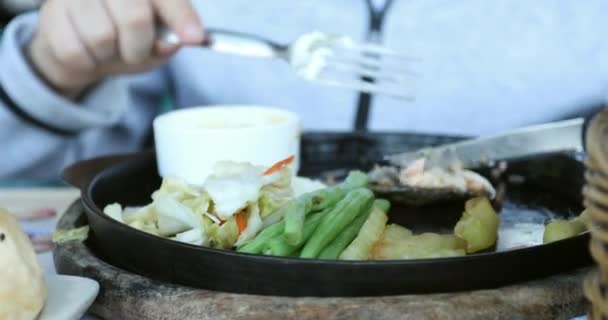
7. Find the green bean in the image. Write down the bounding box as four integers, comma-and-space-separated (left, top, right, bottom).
320, 199, 388, 260
265, 238, 292, 257
282, 175, 364, 246
318, 206, 372, 259
304, 171, 368, 212
372, 198, 390, 213
237, 220, 285, 254
306, 187, 346, 212
283, 199, 312, 246
343, 170, 369, 189
239, 171, 369, 255
300, 188, 374, 259
266, 211, 327, 256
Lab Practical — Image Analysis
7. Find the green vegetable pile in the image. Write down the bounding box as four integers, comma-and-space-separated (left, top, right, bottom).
237, 171, 390, 259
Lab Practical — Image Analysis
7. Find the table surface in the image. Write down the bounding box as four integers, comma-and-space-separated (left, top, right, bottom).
0, 185, 589, 320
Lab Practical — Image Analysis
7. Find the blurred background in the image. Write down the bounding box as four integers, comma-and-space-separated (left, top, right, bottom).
0, 0, 39, 25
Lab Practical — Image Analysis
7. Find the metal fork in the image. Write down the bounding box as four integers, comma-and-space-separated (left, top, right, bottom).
159, 28, 416, 100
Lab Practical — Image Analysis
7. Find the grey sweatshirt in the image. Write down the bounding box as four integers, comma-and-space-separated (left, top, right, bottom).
0, 0, 607, 179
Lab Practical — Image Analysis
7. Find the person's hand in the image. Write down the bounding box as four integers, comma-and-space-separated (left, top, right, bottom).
26, 0, 205, 99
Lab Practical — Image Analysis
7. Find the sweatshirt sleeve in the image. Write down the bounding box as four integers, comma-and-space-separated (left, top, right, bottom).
0, 12, 166, 179
0, 12, 133, 134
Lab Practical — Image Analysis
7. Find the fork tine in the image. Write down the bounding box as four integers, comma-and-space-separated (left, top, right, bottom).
335, 38, 420, 61
327, 48, 419, 75
334, 52, 419, 70
316, 49, 417, 99
324, 56, 419, 78
291, 33, 417, 99
322, 60, 415, 84
353, 45, 420, 61
313, 77, 415, 100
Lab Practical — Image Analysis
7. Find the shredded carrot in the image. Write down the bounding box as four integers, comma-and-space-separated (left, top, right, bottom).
264, 155, 295, 176
236, 212, 248, 233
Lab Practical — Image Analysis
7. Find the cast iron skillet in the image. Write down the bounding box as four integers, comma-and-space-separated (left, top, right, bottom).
63, 132, 591, 297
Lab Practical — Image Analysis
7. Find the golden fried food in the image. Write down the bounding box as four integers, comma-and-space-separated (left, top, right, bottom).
543, 210, 588, 243
0, 208, 47, 320
454, 197, 499, 253
371, 227, 466, 260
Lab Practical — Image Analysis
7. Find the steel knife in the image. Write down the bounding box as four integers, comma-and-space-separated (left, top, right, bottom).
385, 118, 585, 169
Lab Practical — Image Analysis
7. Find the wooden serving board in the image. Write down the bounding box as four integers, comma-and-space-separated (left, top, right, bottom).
54, 200, 590, 320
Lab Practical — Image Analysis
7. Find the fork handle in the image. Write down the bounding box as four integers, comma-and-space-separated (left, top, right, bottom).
158, 27, 285, 59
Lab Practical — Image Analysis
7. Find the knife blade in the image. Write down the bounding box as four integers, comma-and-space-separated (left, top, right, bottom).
385, 118, 585, 169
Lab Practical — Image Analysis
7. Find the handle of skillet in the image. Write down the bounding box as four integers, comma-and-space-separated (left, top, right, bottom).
62, 153, 136, 191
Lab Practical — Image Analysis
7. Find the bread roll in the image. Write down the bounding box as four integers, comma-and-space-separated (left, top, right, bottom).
0, 208, 46, 320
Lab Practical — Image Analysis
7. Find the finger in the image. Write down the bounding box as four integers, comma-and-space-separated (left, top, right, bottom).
67, 0, 117, 63
104, 0, 156, 64
42, 0, 96, 76
155, 40, 180, 57
152, 0, 205, 45
99, 57, 166, 76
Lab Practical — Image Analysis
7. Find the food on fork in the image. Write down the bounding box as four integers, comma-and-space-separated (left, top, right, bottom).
0, 208, 47, 320
157, 28, 416, 99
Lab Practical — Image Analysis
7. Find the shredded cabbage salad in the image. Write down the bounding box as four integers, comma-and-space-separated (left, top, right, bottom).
103, 157, 325, 249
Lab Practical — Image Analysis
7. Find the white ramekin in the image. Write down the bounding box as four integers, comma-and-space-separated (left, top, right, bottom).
153, 105, 301, 185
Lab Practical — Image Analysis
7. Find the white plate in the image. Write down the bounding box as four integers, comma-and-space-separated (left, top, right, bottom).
38, 274, 99, 320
